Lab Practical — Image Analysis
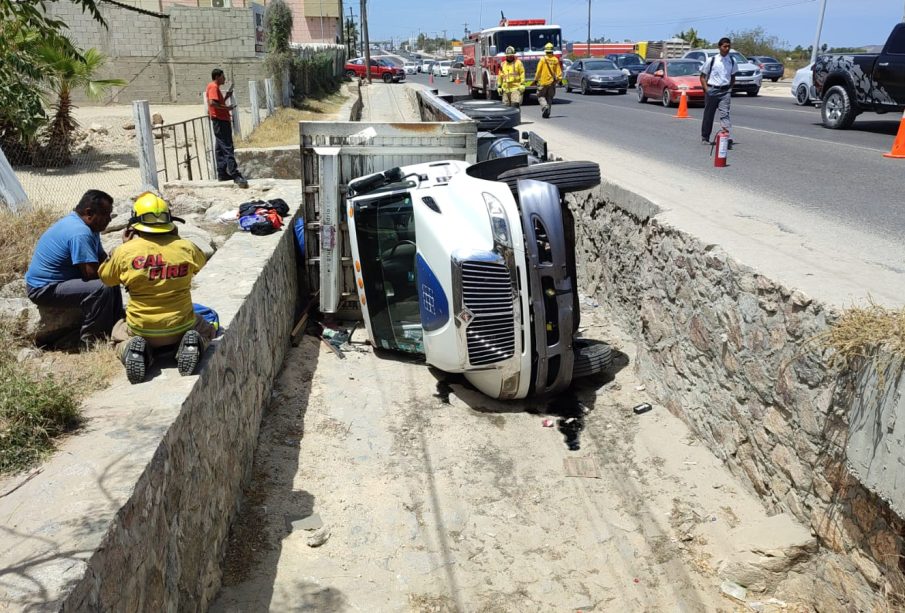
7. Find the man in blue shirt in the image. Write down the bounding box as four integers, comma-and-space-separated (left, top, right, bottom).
25, 190, 124, 345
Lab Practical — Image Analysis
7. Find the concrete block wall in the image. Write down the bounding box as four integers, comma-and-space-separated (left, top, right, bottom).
46, 2, 263, 104
568, 184, 905, 605
0, 183, 301, 611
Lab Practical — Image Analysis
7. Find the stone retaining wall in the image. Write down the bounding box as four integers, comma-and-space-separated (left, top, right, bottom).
0, 185, 301, 611
569, 183, 905, 605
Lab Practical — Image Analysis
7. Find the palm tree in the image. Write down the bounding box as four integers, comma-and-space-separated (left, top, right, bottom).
34, 40, 125, 167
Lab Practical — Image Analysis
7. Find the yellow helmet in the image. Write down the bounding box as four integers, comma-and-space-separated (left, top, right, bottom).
544, 42, 555, 53
130, 192, 184, 234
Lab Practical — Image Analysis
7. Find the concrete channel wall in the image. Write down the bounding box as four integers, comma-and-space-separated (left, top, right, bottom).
568, 184, 905, 600
0, 199, 300, 611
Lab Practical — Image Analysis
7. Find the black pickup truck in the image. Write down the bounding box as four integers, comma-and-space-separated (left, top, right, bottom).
813, 23, 905, 129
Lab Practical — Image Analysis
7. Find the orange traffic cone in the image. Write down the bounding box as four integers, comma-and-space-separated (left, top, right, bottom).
883, 109, 905, 159
674, 89, 690, 119
455, 75, 461, 85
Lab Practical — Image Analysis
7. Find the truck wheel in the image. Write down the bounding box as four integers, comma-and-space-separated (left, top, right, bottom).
795, 84, 809, 106
498, 160, 601, 194
345, 70, 357, 78
572, 339, 614, 379
822, 85, 856, 129
382, 73, 393, 83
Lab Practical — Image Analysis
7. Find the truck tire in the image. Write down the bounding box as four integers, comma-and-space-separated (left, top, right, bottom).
452, 101, 521, 132
795, 84, 809, 106
822, 84, 857, 129
382, 73, 393, 83
498, 161, 601, 194
572, 339, 614, 379
345, 70, 357, 78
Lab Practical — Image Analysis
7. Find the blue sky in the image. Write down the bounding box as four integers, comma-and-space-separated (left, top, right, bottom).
365, 0, 903, 49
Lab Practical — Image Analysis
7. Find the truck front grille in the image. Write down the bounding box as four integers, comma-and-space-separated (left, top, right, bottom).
461, 261, 515, 366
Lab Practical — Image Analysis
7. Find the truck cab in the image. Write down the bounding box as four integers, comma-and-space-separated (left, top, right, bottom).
814, 23, 905, 128
346, 160, 578, 400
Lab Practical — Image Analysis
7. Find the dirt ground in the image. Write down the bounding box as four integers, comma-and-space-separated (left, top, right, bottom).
209, 304, 817, 612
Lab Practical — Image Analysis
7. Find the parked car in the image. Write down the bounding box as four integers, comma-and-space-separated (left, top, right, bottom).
562, 58, 573, 70
606, 53, 647, 87
637, 59, 705, 107
813, 23, 905, 129
748, 55, 784, 82
449, 61, 466, 82
344, 57, 406, 83
564, 59, 628, 95
420, 59, 435, 73
791, 63, 819, 106
683, 48, 762, 96
403, 61, 418, 75
432, 61, 452, 77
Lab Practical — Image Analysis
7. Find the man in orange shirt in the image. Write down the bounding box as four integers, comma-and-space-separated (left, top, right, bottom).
206, 68, 248, 188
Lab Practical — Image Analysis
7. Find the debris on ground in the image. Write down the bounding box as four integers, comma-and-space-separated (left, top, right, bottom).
306, 527, 331, 548
633, 402, 653, 415
720, 579, 748, 602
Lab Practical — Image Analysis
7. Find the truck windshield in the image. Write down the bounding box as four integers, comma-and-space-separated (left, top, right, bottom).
529, 29, 561, 51
496, 31, 529, 52
352, 192, 424, 354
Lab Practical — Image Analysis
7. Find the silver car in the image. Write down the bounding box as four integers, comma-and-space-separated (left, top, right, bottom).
564, 59, 629, 95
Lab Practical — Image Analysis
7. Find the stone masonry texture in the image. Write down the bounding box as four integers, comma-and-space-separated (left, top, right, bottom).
568, 184, 905, 604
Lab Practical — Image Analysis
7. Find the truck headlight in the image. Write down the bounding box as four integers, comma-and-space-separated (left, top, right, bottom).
483, 192, 511, 248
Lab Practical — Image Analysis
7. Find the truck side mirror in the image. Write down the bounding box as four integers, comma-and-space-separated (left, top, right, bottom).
489, 45, 497, 56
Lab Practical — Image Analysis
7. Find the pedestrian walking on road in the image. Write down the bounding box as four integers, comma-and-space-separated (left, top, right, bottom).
497, 46, 526, 109
534, 42, 563, 118
207, 68, 248, 188
700, 38, 738, 146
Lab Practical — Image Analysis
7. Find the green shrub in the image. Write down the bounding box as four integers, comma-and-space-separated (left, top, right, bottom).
0, 319, 82, 474
290, 52, 342, 104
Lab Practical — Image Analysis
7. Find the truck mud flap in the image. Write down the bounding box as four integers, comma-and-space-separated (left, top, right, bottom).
517, 179, 575, 396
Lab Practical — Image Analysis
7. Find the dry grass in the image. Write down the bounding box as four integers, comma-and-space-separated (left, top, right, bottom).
821, 303, 905, 370
236, 91, 349, 148
0, 205, 62, 286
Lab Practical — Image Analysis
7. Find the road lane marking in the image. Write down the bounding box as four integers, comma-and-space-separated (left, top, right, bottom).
559, 95, 889, 154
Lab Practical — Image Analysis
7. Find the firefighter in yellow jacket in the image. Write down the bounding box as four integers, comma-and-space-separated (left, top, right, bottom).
534, 42, 563, 118
497, 46, 526, 108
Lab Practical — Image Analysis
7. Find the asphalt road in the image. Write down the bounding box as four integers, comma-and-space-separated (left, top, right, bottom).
409, 72, 904, 242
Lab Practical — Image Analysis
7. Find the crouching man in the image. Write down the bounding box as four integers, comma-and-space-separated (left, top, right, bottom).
25, 189, 123, 347
99, 192, 216, 384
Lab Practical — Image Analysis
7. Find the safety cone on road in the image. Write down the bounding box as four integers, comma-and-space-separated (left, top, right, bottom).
883, 109, 905, 159
455, 75, 461, 85
674, 89, 690, 119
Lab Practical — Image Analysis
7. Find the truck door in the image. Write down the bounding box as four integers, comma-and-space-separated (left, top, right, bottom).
874, 24, 905, 107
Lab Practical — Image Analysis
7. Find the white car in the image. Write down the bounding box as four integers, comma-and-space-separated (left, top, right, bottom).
403, 61, 418, 75
432, 61, 452, 77
791, 63, 819, 106
420, 59, 434, 73
683, 48, 763, 96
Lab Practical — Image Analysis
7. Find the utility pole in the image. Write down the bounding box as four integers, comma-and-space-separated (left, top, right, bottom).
809, 0, 827, 66
347, 5, 354, 56
361, 0, 372, 83
586, 0, 591, 58
442, 29, 447, 57
463, 22, 469, 37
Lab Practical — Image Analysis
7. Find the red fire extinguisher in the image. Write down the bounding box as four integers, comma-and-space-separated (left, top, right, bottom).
713, 129, 729, 167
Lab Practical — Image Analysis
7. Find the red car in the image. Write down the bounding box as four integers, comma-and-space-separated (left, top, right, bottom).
637, 59, 705, 107
344, 57, 406, 83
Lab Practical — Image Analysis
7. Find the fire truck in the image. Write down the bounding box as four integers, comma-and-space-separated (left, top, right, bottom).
462, 18, 563, 100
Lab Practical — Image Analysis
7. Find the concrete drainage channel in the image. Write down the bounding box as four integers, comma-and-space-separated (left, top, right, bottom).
1, 83, 901, 609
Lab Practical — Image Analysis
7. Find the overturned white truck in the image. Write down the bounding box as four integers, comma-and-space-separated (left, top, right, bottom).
302, 96, 610, 399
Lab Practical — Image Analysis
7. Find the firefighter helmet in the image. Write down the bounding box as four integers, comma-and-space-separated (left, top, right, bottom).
505, 46, 516, 55
130, 192, 184, 234
544, 42, 555, 53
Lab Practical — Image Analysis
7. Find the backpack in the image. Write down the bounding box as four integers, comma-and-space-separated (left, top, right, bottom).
193, 303, 221, 335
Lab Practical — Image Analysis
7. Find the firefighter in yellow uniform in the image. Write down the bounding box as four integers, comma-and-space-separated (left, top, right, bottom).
99, 192, 216, 384
534, 42, 563, 118
497, 46, 526, 109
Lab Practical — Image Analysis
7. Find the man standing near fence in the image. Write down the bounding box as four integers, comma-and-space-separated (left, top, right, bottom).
207, 69, 248, 189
